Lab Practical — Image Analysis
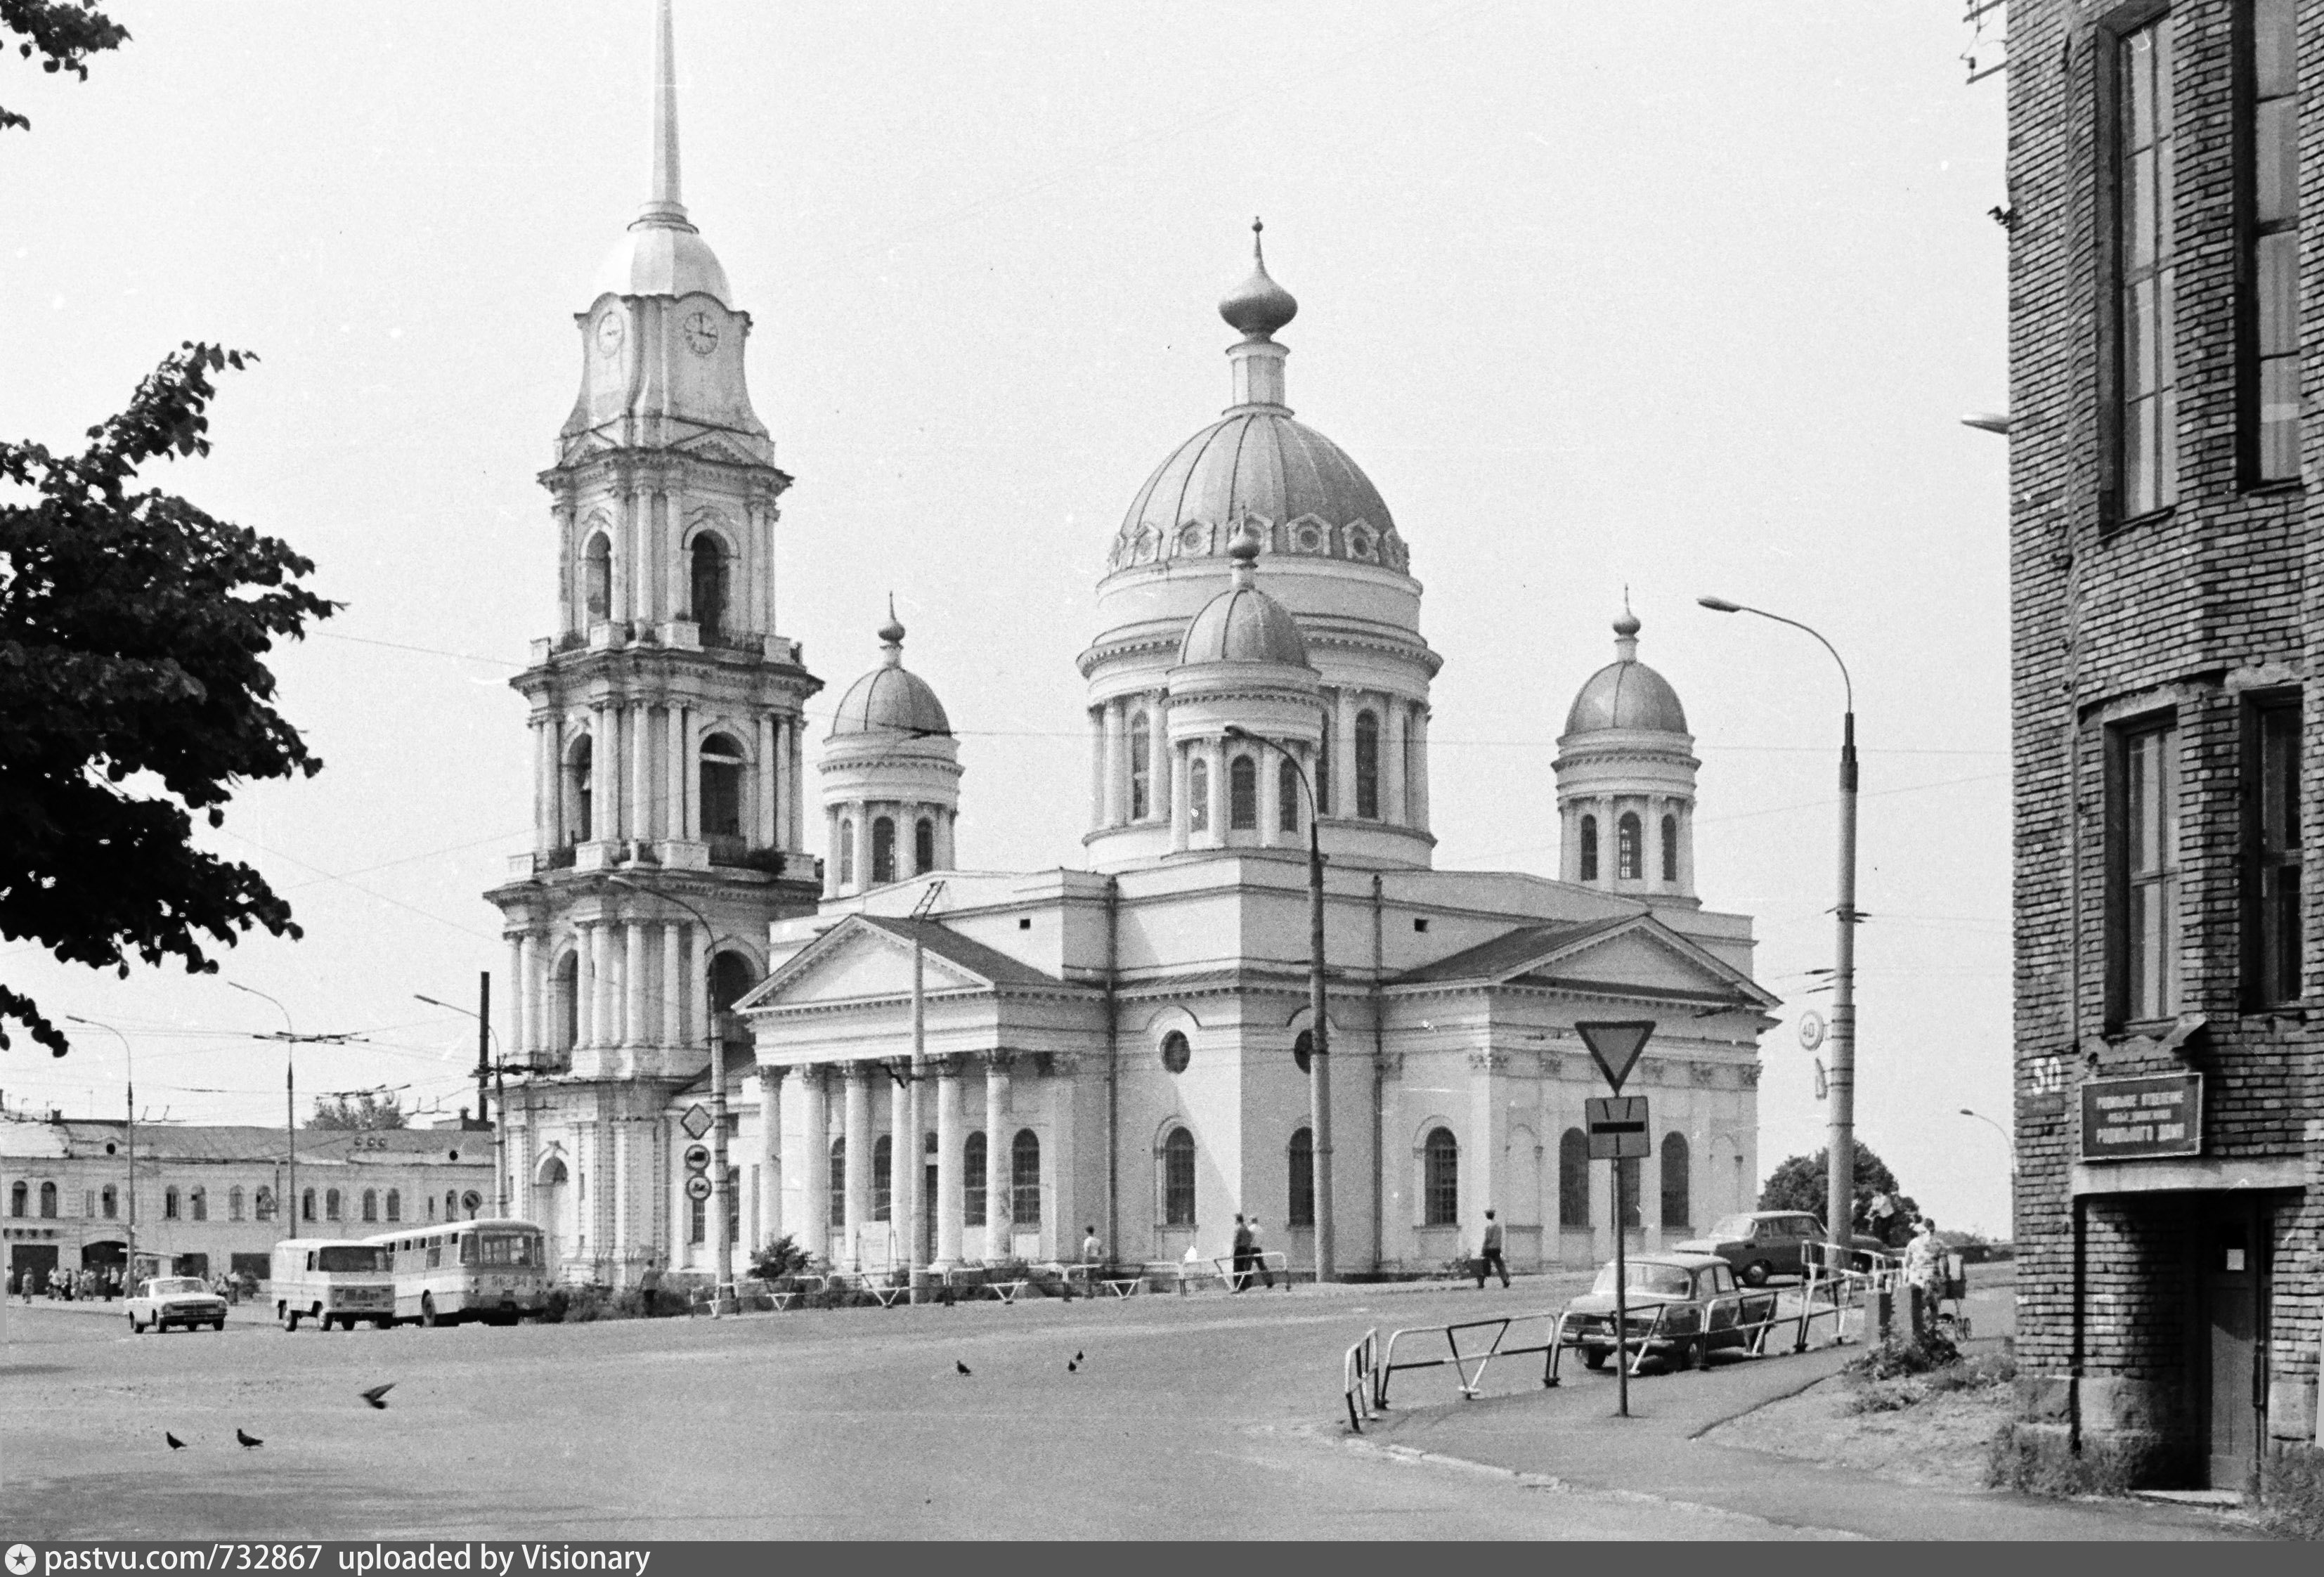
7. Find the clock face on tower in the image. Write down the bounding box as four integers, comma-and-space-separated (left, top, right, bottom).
595, 311, 624, 357
682, 310, 720, 356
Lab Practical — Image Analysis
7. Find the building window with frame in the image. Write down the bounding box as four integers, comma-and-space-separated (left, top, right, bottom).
915, 817, 935, 874
963, 1131, 987, 1226
1130, 711, 1152, 820
1188, 758, 1210, 833
1617, 812, 1643, 879
325, 1188, 342, 1222
105, 1185, 121, 1221
1278, 757, 1301, 833
1558, 1129, 1591, 1228
2246, 694, 2302, 1005
1162, 1127, 1196, 1226
39, 1181, 58, 1219
566, 737, 593, 844
2246, 0, 2301, 482
2112, 8, 2180, 518
1661, 814, 1680, 883
871, 1135, 892, 1221
2110, 716, 2181, 1023
870, 816, 896, 886
583, 532, 611, 624
838, 819, 855, 885
1355, 710, 1382, 819
385, 1188, 401, 1224
700, 734, 746, 841
689, 535, 729, 640
1287, 1127, 1315, 1228
1579, 816, 1599, 881
1229, 754, 1258, 830
1011, 1129, 1041, 1227
361, 1188, 378, 1224
1661, 1133, 1692, 1231
828, 1138, 845, 1229
189, 1186, 207, 1222
1422, 1128, 1458, 1227
8, 1181, 23, 1217
164, 1186, 181, 1221
254, 1186, 275, 1222
689, 1190, 706, 1244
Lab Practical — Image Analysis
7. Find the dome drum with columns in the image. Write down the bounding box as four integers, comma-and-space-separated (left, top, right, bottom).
1553, 614, 1701, 904
821, 612, 962, 897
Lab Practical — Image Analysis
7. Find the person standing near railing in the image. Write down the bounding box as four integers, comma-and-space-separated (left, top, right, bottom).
1474, 1209, 1510, 1290
1247, 1218, 1274, 1290
1229, 1214, 1254, 1292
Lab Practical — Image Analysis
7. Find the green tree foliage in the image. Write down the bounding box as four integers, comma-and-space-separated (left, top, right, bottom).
748, 1235, 809, 1280
1, 344, 336, 1056
1, 0, 129, 133
306, 1091, 408, 1131
1757, 1141, 1916, 1231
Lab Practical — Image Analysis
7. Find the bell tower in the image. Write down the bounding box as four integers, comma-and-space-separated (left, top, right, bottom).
488, 0, 824, 1285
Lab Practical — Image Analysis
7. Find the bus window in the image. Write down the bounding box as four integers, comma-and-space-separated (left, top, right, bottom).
316, 1245, 384, 1273
457, 1235, 476, 1267
425, 1238, 441, 1269
477, 1232, 536, 1266
306, 1252, 317, 1271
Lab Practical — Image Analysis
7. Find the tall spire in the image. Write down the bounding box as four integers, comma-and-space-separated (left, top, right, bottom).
638, 0, 689, 229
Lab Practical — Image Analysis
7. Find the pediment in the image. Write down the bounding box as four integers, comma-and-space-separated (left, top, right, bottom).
1518, 920, 1774, 1005
739, 916, 996, 1011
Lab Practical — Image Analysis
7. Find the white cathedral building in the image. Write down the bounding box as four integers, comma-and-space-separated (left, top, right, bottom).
488, 2, 1774, 1285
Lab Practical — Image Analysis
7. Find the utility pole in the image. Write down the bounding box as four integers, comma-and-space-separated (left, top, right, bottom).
474, 971, 493, 1129
232, 980, 359, 1240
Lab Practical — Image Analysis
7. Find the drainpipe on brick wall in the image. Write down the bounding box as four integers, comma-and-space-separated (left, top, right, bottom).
2064, 531, 2086, 1450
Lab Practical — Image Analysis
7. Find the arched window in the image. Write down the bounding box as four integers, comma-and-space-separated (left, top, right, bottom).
1129, 711, 1152, 820
963, 1131, 987, 1226
426, 1193, 437, 1222
871, 1135, 892, 1221
556, 952, 580, 1053
1278, 758, 1301, 832
1617, 812, 1642, 879
228, 1185, 244, 1221
8, 1181, 24, 1217
361, 1189, 379, 1224
1616, 1157, 1642, 1230
1355, 710, 1382, 819
1188, 758, 1210, 833
828, 1138, 846, 1228
1318, 711, 1335, 815
1661, 815, 1680, 883
1162, 1127, 1196, 1226
871, 816, 896, 885
1661, 1133, 1692, 1231
444, 1190, 459, 1221
689, 535, 728, 640
1229, 755, 1258, 830
1422, 1128, 1459, 1226
1288, 1127, 1315, 1228
35, 1181, 57, 1218
583, 532, 611, 623
1160, 1030, 1190, 1074
838, 819, 856, 885
689, 1189, 706, 1244
1292, 1029, 1313, 1075
568, 736, 593, 843
1579, 816, 1599, 882
1559, 1129, 1591, 1228
103, 1184, 120, 1221
1011, 1130, 1042, 1226
189, 1187, 207, 1222
165, 1186, 181, 1221
254, 1186, 275, 1222
700, 734, 745, 841
325, 1188, 343, 1222
915, 817, 935, 874
385, 1188, 401, 1224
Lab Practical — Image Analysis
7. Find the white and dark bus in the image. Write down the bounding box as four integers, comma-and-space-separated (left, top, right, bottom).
366, 1218, 550, 1326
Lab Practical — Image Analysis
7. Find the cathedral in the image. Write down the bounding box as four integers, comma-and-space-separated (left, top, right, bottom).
488, 2, 1774, 1286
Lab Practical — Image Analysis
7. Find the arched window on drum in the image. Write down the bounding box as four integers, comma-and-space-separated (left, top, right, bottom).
1422, 1129, 1458, 1226
1579, 816, 1599, 882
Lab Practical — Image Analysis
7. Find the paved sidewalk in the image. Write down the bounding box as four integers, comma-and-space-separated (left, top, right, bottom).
1356, 1333, 2255, 1541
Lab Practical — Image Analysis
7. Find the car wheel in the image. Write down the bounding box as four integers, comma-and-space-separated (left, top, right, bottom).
1741, 1260, 1772, 1288
213, 1319, 226, 1332
420, 1293, 438, 1329
1581, 1345, 1609, 1370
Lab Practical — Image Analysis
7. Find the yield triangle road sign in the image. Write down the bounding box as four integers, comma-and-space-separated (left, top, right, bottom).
1575, 1019, 1656, 1093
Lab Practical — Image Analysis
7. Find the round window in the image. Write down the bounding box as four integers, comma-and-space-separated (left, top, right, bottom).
1160, 1030, 1190, 1074
1292, 1030, 1313, 1075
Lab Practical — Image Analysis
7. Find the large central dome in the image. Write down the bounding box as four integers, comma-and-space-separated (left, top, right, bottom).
1110, 411, 1404, 575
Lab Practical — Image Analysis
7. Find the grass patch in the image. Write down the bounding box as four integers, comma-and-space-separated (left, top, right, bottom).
1843, 1338, 2014, 1415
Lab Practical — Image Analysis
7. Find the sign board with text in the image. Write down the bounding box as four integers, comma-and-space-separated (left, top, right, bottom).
1585, 1096, 1652, 1160
2080, 1073, 2202, 1161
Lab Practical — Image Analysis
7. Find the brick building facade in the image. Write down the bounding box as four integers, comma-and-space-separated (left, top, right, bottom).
2008, 0, 2323, 1492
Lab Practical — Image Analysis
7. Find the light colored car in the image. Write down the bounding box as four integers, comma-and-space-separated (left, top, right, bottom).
1559, 1253, 1779, 1372
127, 1276, 228, 1334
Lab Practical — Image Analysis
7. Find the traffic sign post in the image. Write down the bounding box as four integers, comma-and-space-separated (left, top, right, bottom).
1576, 1020, 1658, 1418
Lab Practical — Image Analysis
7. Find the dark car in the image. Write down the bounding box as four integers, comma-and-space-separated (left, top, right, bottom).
1559, 1253, 1779, 1372
1671, 1212, 1888, 1286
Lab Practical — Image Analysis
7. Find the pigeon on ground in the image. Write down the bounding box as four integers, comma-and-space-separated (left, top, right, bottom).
1066, 1360, 1077, 1373
1074, 1350, 1084, 1362
954, 1360, 971, 1377
164, 1432, 186, 1451
360, 1382, 395, 1410
235, 1429, 263, 1448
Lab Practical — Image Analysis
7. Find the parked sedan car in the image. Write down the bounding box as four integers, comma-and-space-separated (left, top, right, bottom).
126, 1276, 228, 1334
1671, 1212, 1888, 1286
1559, 1253, 1778, 1372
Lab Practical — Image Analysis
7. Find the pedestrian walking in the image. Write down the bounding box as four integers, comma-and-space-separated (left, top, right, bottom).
1475, 1208, 1510, 1289
1229, 1214, 1254, 1292
1079, 1226, 1103, 1271
1247, 1217, 1275, 1289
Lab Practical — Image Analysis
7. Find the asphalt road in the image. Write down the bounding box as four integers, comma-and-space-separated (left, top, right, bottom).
0, 1268, 2248, 1542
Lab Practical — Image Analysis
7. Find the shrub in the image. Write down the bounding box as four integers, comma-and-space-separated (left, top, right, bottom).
2259, 1446, 2324, 1541
750, 1235, 808, 1281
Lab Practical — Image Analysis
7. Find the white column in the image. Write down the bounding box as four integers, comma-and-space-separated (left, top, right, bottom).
1335, 690, 1359, 818
630, 702, 651, 842
1169, 746, 1190, 852
661, 922, 684, 1050
985, 1054, 1013, 1258
935, 1059, 964, 1266
784, 720, 803, 850
1153, 699, 1172, 823
759, 1065, 784, 1250
1089, 707, 1106, 830
1411, 705, 1431, 833
521, 933, 543, 1063
824, 805, 843, 897
664, 706, 685, 843
531, 720, 550, 848
798, 1067, 830, 1263
843, 1065, 871, 1270
611, 488, 635, 626
623, 922, 647, 1049
681, 710, 700, 841
852, 812, 874, 895
1385, 696, 1409, 825
1257, 742, 1280, 848
936, 810, 956, 871
887, 1068, 912, 1267
757, 713, 777, 848
1208, 738, 1228, 847
507, 935, 528, 1060
1103, 701, 1127, 828
588, 922, 612, 1049
590, 703, 611, 841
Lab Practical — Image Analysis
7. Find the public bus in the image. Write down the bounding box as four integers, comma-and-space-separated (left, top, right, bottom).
366, 1218, 550, 1327
269, 1238, 396, 1331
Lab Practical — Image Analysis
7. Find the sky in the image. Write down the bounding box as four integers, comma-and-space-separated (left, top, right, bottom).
0, 3, 2015, 1235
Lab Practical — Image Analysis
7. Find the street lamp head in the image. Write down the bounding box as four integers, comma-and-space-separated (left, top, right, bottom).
1696, 595, 1743, 614
1959, 1108, 1976, 1117
1223, 725, 1250, 739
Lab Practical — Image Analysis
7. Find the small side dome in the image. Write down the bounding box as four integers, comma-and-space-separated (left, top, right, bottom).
1564, 612, 1689, 735
1179, 533, 1311, 667
830, 614, 952, 739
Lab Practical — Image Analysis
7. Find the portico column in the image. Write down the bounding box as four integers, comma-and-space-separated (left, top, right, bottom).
1385, 696, 1409, 825
1089, 707, 1105, 829
798, 1066, 831, 1264
935, 1058, 964, 1266
758, 1065, 785, 1249
661, 922, 684, 1050
663, 706, 684, 843
984, 1053, 1013, 1258
843, 1064, 871, 1270
887, 1066, 912, 1268
1258, 741, 1281, 848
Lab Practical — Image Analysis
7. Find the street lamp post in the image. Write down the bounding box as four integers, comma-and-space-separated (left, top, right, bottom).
64, 1015, 136, 1285
1698, 596, 1859, 1261
1959, 1107, 2019, 1174
230, 981, 300, 1247
1223, 725, 1333, 1282
607, 875, 736, 1315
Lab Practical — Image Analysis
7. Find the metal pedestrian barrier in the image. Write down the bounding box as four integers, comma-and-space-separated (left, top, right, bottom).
1372, 1310, 1564, 1410
1344, 1327, 1380, 1432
